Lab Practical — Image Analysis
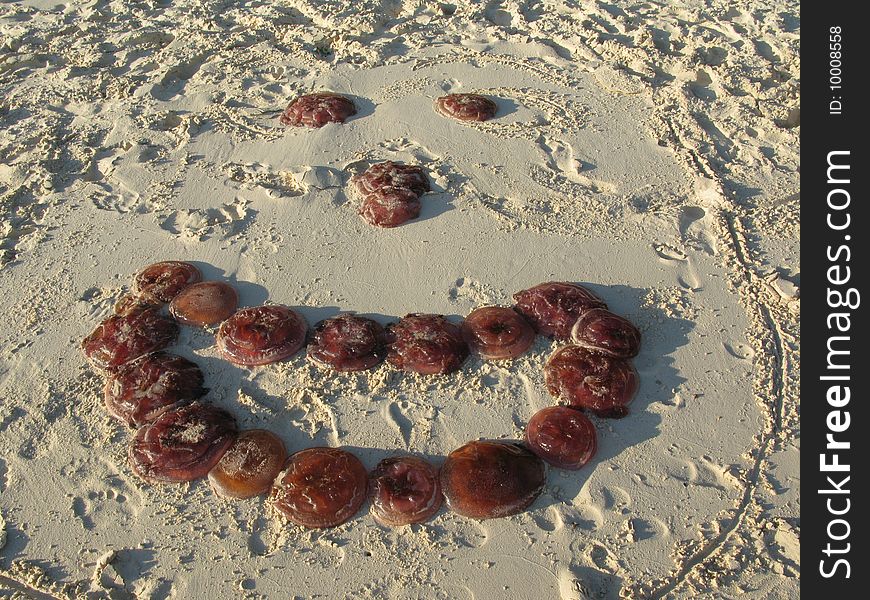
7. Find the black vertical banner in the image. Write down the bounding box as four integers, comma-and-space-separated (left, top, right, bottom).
803, 4, 866, 597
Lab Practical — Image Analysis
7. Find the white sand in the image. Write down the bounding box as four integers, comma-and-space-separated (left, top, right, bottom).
0, 0, 799, 598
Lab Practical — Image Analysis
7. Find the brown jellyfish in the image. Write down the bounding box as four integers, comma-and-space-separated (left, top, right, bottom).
208, 429, 288, 499
461, 306, 536, 360
386, 314, 469, 375
369, 456, 443, 526
170, 281, 239, 327
133, 261, 202, 303
129, 402, 238, 484
435, 94, 498, 122
217, 305, 307, 367
544, 345, 639, 418
104, 352, 206, 427
352, 161, 430, 198
280, 92, 357, 128
269, 447, 368, 529
358, 187, 422, 228
513, 281, 607, 339
570, 308, 641, 358
307, 314, 388, 372
525, 406, 597, 470
440, 440, 546, 520
81, 307, 178, 371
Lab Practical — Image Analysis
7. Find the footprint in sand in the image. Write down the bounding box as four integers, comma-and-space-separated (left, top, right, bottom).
223, 162, 305, 198
653, 243, 702, 292
447, 276, 499, 305
557, 566, 592, 600
151, 54, 208, 100
536, 135, 616, 193
437, 78, 461, 93
678, 205, 717, 255
83, 146, 127, 184
484, 7, 513, 27
624, 516, 670, 542
724, 340, 754, 360
531, 505, 567, 533
160, 197, 255, 240
87, 143, 164, 214
91, 187, 145, 214
69, 465, 137, 532
380, 400, 414, 449
669, 456, 742, 491
587, 542, 621, 573
245, 515, 269, 556
594, 65, 645, 96
561, 501, 605, 532
433, 514, 489, 550
71, 496, 95, 530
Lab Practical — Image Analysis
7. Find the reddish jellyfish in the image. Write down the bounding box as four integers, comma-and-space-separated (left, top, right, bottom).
104, 352, 206, 428
170, 281, 239, 327
269, 447, 368, 529
525, 406, 597, 470
461, 306, 535, 360
133, 261, 202, 303
217, 305, 307, 367
369, 456, 443, 527
571, 308, 641, 359
114, 293, 159, 315
544, 345, 639, 418
513, 282, 607, 339
440, 440, 546, 520
129, 402, 238, 484
81, 307, 179, 371
358, 187, 422, 228
386, 314, 469, 375
352, 162, 430, 228
208, 429, 288, 499
435, 93, 498, 122
352, 161, 430, 198
307, 314, 387, 372
280, 92, 357, 128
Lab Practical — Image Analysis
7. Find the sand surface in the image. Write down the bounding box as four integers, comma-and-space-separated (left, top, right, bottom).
0, 1, 799, 598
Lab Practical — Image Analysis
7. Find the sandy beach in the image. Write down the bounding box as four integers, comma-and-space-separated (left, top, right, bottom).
0, 1, 799, 598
